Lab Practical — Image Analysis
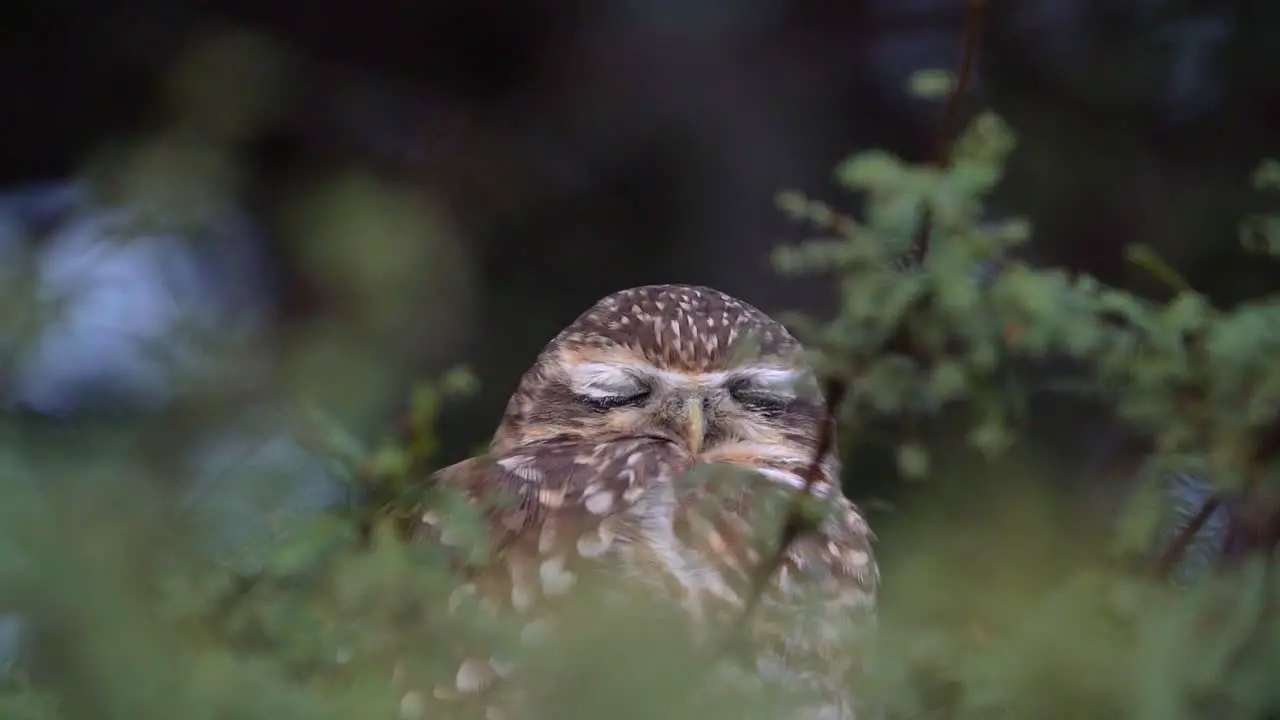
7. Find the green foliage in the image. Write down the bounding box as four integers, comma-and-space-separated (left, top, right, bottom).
906, 70, 956, 101
0, 379, 783, 720
770, 70, 1280, 716
3, 49, 1280, 720
1241, 160, 1280, 256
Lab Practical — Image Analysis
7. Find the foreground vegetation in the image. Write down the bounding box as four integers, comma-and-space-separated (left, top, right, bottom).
1, 48, 1279, 720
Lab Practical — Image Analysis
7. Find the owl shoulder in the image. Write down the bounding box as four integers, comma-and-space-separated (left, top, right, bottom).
782, 494, 879, 604
416, 437, 691, 564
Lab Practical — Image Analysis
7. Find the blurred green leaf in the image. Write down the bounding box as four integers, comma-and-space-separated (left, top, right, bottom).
836, 150, 908, 192
896, 442, 931, 479
907, 69, 955, 100
1252, 159, 1280, 191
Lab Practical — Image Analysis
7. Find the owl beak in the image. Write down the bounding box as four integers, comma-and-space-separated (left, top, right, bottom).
683, 400, 705, 454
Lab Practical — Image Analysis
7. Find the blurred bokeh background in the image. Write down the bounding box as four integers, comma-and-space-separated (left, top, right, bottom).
0, 0, 1278, 698
5, 0, 1278, 455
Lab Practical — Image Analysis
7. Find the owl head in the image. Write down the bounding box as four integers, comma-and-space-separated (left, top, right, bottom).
491, 285, 834, 486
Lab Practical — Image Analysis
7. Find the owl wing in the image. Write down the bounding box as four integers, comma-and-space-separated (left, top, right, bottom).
672, 467, 879, 719
398, 435, 693, 719
768, 502, 879, 719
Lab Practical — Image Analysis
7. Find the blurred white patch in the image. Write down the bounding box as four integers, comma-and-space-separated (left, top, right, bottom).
0, 182, 271, 414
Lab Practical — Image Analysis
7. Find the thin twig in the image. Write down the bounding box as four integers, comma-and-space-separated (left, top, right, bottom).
1151, 495, 1222, 581
935, 0, 987, 165
1122, 241, 1215, 579
737, 377, 847, 626
1126, 244, 1194, 296
732, 0, 989, 633
910, 0, 988, 266
726, 0, 989, 653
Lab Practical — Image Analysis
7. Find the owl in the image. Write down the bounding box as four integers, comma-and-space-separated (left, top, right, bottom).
401, 285, 879, 719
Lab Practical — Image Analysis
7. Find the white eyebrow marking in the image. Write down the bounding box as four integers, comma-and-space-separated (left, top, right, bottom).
565, 360, 803, 398
726, 367, 803, 397
566, 362, 646, 399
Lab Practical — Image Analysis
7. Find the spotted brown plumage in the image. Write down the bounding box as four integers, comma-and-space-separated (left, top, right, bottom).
402, 285, 879, 719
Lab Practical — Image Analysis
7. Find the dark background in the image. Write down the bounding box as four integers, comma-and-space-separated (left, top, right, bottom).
1, 0, 1279, 517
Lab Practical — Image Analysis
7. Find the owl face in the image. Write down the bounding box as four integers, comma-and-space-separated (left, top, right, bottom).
492, 285, 830, 483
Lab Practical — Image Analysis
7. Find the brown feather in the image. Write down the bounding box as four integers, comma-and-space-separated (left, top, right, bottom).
399, 285, 879, 720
